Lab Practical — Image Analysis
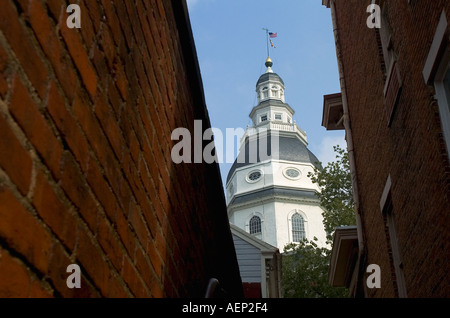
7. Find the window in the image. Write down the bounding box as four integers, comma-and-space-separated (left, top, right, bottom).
424, 10, 450, 159
375, 0, 402, 126
249, 216, 262, 235
292, 213, 305, 242
247, 170, 262, 182
271, 85, 278, 98
435, 59, 450, 157
274, 113, 282, 121
284, 168, 301, 180
262, 87, 269, 99
260, 114, 268, 122
379, 2, 395, 74
287, 117, 291, 124
380, 175, 407, 297
442, 64, 450, 102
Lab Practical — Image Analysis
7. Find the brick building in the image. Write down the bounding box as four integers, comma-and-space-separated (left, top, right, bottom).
322, 0, 450, 297
0, 0, 243, 297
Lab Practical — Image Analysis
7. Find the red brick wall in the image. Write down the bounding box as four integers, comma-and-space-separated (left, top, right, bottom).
0, 0, 242, 298
333, 0, 450, 297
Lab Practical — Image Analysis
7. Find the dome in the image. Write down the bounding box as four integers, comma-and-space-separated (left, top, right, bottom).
226, 136, 321, 183
256, 72, 284, 87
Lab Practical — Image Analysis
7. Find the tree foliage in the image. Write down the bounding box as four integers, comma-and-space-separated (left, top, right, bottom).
282, 145, 356, 298
308, 145, 356, 242
282, 239, 348, 298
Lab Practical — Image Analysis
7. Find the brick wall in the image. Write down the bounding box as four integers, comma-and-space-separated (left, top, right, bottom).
0, 0, 242, 297
332, 0, 450, 297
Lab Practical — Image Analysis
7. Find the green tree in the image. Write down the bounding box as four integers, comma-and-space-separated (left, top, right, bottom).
308, 145, 356, 242
282, 145, 356, 298
282, 239, 348, 298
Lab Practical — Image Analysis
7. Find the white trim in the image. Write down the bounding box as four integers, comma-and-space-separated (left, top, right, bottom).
328, 226, 358, 287
227, 190, 320, 216
226, 159, 317, 189
225, 160, 270, 189
245, 212, 264, 240
379, 174, 392, 212
274, 112, 283, 121
383, 57, 396, 97
434, 47, 450, 159
422, 9, 450, 159
230, 223, 277, 253
260, 113, 269, 123
282, 167, 302, 180
423, 10, 449, 84
246, 169, 264, 184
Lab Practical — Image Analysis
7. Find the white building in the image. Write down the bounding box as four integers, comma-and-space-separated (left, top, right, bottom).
226, 57, 328, 252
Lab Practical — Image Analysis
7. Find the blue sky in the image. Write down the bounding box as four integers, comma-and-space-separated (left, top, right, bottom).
186, 0, 345, 187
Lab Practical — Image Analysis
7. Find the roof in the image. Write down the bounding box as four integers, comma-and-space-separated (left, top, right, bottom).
256, 72, 285, 87
226, 136, 322, 183
229, 223, 279, 254
328, 226, 359, 288
322, 93, 345, 131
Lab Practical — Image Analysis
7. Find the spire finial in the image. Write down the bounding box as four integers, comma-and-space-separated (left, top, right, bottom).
265, 57, 273, 73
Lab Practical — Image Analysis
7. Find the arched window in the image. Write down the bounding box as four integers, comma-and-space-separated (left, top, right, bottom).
249, 216, 262, 235
271, 85, 278, 98
292, 213, 305, 242
262, 87, 269, 99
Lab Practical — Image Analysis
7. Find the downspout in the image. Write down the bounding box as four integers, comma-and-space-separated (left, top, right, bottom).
328, 0, 366, 297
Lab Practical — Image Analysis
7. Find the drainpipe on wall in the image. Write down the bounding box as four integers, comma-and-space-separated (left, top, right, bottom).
327, 0, 367, 297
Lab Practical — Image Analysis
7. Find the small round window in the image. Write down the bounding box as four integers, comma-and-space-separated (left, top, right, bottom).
247, 170, 262, 183
284, 168, 301, 180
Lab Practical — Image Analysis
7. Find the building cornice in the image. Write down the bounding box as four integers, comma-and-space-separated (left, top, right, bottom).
249, 100, 295, 119
227, 186, 320, 216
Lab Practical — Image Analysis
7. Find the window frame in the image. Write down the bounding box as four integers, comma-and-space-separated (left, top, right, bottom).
423, 9, 450, 160
379, 2, 395, 74
374, 0, 402, 126
433, 46, 450, 159
246, 169, 263, 183
288, 210, 308, 243
249, 215, 262, 235
379, 175, 407, 298
271, 85, 279, 98
291, 213, 306, 242
260, 114, 268, 123
283, 167, 302, 180
261, 86, 269, 100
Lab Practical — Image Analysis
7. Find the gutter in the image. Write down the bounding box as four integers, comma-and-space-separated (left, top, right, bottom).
326, 0, 367, 297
